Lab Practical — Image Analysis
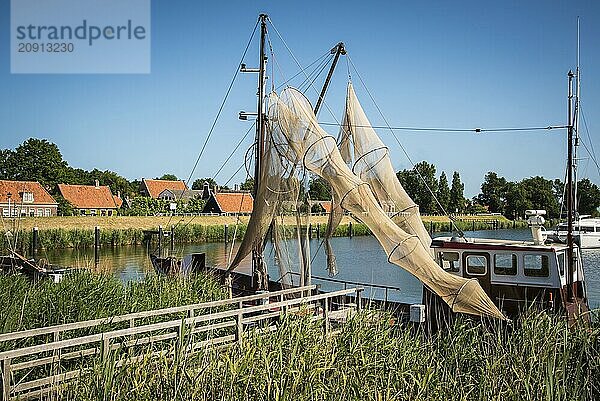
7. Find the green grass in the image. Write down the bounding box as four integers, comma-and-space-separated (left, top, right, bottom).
55, 310, 600, 401
0, 271, 227, 350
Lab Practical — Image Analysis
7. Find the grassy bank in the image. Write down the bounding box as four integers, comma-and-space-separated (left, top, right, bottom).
58, 310, 599, 400
1, 214, 525, 252
0, 271, 227, 350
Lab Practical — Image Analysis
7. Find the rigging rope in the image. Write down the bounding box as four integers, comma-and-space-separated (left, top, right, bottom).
320, 121, 569, 133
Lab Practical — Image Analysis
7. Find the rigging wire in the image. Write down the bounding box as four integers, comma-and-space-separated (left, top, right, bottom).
164, 19, 259, 233
319, 121, 569, 133
212, 122, 256, 181
347, 54, 465, 235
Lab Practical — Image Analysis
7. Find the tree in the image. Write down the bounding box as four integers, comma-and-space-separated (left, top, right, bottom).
504, 182, 531, 219
156, 174, 178, 181
308, 176, 331, 200
577, 178, 600, 216
7, 138, 68, 190
478, 172, 507, 213
0, 149, 13, 179
397, 161, 438, 214
520, 176, 560, 218
88, 169, 131, 197
55, 195, 74, 216
240, 177, 254, 192
192, 177, 217, 190
436, 172, 450, 213
449, 171, 465, 213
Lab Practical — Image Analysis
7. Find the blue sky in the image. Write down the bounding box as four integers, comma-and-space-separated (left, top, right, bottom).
1, 0, 599, 197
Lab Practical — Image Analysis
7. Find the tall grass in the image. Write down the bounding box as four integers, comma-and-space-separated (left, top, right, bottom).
0, 271, 226, 349
58, 310, 599, 400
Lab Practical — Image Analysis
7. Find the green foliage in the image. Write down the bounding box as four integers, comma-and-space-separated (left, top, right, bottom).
436, 172, 450, 213
0, 272, 226, 340
449, 171, 465, 213
478, 171, 507, 213
308, 176, 331, 200
577, 178, 600, 216
124, 197, 171, 216
156, 174, 179, 181
55, 194, 74, 216
58, 311, 600, 400
1, 138, 68, 190
397, 161, 438, 214
240, 177, 254, 192
192, 177, 217, 190
520, 176, 560, 217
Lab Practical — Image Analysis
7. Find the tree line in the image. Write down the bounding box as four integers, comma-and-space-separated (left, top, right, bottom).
2, 139, 599, 218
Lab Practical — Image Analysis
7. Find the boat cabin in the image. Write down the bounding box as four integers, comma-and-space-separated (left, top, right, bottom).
426, 236, 587, 318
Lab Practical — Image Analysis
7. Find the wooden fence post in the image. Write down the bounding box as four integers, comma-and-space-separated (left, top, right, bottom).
2, 358, 11, 401
324, 297, 330, 335
236, 311, 243, 345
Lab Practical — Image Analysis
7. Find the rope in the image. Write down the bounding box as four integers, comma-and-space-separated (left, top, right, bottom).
320, 121, 569, 133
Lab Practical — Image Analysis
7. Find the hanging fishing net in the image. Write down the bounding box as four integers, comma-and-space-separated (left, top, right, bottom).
265, 86, 505, 320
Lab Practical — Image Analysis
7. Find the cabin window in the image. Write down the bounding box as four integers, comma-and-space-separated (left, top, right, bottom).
557, 253, 565, 276
524, 254, 549, 277
465, 254, 488, 275
494, 253, 517, 275
439, 251, 460, 273
581, 226, 595, 233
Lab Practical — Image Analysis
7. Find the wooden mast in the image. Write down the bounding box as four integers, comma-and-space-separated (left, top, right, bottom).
314, 42, 346, 115
251, 14, 269, 291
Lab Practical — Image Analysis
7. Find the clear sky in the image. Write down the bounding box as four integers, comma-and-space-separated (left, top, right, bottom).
1, 0, 599, 197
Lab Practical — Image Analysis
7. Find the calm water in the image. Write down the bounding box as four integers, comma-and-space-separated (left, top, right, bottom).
42, 229, 600, 309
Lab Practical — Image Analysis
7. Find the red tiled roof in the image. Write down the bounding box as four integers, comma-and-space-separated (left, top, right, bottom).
113, 195, 123, 208
0, 180, 57, 205
320, 201, 332, 213
58, 184, 120, 209
143, 179, 188, 199
215, 192, 254, 213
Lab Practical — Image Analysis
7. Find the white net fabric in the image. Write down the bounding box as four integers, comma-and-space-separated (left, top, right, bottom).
268, 87, 505, 320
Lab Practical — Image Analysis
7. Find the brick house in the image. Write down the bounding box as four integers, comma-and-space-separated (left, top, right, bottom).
140, 178, 188, 199
203, 189, 254, 215
58, 181, 122, 216
0, 180, 58, 217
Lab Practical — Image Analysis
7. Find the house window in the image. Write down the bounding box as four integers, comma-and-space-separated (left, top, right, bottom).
2, 208, 8, 217
494, 253, 517, 276
108, 210, 113, 216
465, 254, 488, 275
36, 209, 43, 217
91, 209, 97, 216
524, 254, 549, 277
22, 192, 34, 203
20, 209, 26, 216
101, 210, 106, 216
29, 209, 35, 217
44, 208, 51, 217
439, 251, 460, 273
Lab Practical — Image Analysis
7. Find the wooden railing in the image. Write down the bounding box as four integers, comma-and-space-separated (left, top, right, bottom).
0, 285, 362, 401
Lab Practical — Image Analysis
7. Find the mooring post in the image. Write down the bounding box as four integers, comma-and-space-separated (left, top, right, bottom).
170, 225, 175, 255
158, 226, 163, 258
429, 221, 434, 234
316, 223, 320, 239
308, 223, 312, 240
31, 227, 39, 260
348, 221, 353, 237
94, 226, 100, 267
472, 220, 475, 231
224, 224, 228, 244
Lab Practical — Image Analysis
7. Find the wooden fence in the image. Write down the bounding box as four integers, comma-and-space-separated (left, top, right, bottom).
0, 285, 363, 400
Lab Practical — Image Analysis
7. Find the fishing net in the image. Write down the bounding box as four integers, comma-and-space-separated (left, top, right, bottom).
266, 87, 505, 320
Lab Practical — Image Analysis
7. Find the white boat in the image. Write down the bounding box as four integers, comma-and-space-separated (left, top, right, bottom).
547, 215, 600, 249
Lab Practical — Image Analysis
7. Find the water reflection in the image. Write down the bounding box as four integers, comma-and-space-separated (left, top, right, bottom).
43, 229, 600, 308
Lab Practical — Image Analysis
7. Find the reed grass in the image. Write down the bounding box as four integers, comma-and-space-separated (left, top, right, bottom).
58, 310, 599, 401
0, 271, 227, 350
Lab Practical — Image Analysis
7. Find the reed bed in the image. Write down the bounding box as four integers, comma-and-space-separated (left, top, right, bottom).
0, 271, 227, 350
57, 310, 599, 401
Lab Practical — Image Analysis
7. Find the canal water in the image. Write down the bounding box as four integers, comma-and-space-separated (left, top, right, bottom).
42, 229, 600, 309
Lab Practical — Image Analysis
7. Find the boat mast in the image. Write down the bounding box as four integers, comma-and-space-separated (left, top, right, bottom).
251, 14, 269, 291
567, 70, 575, 299
314, 42, 346, 115
574, 17, 580, 214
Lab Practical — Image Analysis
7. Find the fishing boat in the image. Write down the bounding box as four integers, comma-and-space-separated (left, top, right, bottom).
186, 14, 589, 325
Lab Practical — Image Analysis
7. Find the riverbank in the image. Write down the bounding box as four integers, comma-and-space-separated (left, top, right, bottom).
1, 215, 527, 252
